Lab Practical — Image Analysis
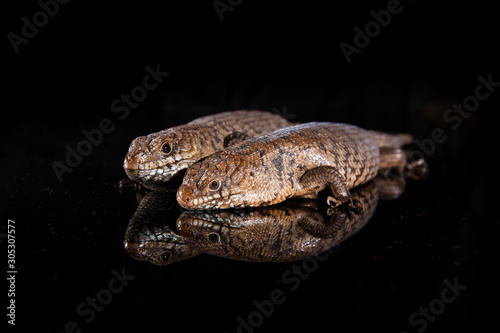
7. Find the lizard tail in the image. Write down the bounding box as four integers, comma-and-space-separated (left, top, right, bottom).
369, 131, 414, 148
395, 133, 414, 146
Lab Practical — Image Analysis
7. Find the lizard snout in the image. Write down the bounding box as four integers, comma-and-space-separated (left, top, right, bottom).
175, 215, 194, 236
177, 185, 195, 208
124, 155, 141, 171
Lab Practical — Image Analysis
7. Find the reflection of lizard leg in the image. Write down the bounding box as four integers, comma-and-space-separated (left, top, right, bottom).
119, 179, 150, 194
372, 176, 406, 200
119, 179, 150, 203
298, 209, 349, 238
299, 166, 352, 207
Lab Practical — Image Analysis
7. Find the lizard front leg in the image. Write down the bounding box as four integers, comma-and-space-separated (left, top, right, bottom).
298, 166, 352, 207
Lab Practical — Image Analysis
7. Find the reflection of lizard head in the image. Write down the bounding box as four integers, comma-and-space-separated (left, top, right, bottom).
124, 234, 201, 266
175, 210, 249, 256
123, 191, 201, 265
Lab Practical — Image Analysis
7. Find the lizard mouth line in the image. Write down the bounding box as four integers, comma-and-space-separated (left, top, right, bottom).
124, 167, 174, 182
181, 218, 226, 234
183, 193, 245, 209
124, 158, 171, 171
188, 193, 224, 209
125, 159, 194, 182
123, 154, 193, 174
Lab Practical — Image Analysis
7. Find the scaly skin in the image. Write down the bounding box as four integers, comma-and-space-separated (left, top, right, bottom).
123, 190, 201, 266
123, 110, 293, 190
177, 122, 415, 209
176, 180, 389, 262
121, 175, 408, 265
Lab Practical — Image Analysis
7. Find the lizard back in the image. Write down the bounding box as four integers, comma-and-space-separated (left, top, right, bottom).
177, 122, 384, 209
123, 110, 292, 190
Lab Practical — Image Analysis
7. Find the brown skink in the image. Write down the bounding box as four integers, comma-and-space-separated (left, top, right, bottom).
123, 110, 293, 190
177, 122, 425, 209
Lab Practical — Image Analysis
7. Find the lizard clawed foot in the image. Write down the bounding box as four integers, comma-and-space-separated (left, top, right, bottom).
349, 198, 364, 215
326, 196, 363, 217
326, 195, 343, 208
405, 158, 428, 180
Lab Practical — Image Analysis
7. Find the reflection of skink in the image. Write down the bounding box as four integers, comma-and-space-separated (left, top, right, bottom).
123, 191, 201, 266
123, 111, 293, 190
176, 178, 403, 263
177, 122, 426, 209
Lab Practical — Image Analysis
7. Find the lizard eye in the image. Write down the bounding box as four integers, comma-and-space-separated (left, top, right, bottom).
162, 143, 172, 155
208, 232, 220, 244
208, 180, 221, 191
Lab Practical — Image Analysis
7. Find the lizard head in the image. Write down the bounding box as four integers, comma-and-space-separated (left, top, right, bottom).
124, 128, 205, 190
177, 155, 258, 209
124, 239, 201, 266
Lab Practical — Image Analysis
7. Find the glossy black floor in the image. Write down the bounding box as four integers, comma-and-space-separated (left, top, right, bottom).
3, 1, 499, 332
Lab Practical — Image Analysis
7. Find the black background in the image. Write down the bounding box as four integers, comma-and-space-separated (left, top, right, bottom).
2, 0, 499, 332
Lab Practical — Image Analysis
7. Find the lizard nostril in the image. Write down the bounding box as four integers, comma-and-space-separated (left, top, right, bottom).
178, 194, 192, 208
177, 187, 194, 208
124, 156, 141, 171
176, 216, 193, 236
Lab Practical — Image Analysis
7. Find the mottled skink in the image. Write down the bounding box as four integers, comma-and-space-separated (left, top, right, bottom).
177, 122, 425, 209
122, 175, 407, 264
176, 180, 387, 262
123, 110, 293, 190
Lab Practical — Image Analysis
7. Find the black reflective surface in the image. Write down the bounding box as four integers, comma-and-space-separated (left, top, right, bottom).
4, 1, 499, 333
126, 177, 403, 265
